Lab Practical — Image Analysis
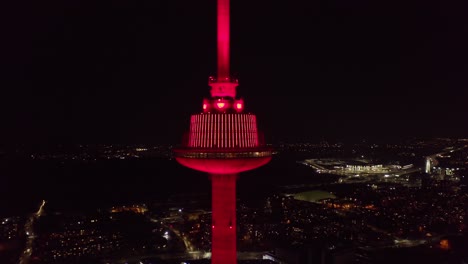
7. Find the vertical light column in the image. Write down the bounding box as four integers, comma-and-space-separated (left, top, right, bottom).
242, 115, 246, 148
195, 115, 200, 147
221, 115, 225, 148
216, 114, 221, 148
201, 115, 206, 148
211, 174, 237, 264
209, 115, 213, 148
247, 115, 253, 147
234, 114, 237, 148
254, 116, 259, 146
189, 116, 195, 147
228, 114, 232, 148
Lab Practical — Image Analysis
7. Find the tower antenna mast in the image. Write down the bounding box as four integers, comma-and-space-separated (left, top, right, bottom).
217, 0, 230, 79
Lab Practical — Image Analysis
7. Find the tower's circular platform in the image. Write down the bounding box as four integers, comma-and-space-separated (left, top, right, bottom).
173, 147, 272, 174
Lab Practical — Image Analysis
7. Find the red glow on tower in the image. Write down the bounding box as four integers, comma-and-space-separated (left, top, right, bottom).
173, 0, 272, 263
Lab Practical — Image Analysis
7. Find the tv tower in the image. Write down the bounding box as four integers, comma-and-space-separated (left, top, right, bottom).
173, 0, 272, 262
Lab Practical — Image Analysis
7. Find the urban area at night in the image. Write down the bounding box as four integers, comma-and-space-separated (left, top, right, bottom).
2, 0, 467, 263
1, 138, 467, 263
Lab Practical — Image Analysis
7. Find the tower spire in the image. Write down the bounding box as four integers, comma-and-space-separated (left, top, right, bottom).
209, 0, 237, 99
217, 0, 230, 79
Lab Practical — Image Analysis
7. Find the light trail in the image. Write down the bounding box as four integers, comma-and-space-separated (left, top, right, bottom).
18, 200, 46, 264
35, 200, 46, 217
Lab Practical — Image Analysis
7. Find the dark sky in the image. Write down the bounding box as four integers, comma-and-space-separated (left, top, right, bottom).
2, 0, 467, 145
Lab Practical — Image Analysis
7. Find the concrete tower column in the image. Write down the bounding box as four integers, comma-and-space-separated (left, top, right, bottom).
211, 174, 237, 264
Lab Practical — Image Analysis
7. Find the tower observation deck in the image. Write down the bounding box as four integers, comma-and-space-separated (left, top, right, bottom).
173, 0, 272, 263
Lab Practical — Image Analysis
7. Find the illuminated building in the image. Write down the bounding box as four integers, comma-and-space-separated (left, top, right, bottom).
109, 204, 148, 214
425, 157, 432, 174
173, 0, 272, 263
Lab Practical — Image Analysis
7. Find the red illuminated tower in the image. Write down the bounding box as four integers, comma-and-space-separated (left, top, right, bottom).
173, 0, 272, 263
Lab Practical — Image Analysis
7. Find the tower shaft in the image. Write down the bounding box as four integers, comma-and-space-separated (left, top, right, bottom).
211, 174, 237, 264
217, 0, 230, 79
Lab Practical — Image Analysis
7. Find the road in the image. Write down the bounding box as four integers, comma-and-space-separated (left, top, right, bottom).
172, 228, 196, 252
18, 200, 46, 264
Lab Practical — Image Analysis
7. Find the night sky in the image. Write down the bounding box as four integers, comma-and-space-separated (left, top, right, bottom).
2, 0, 467, 145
